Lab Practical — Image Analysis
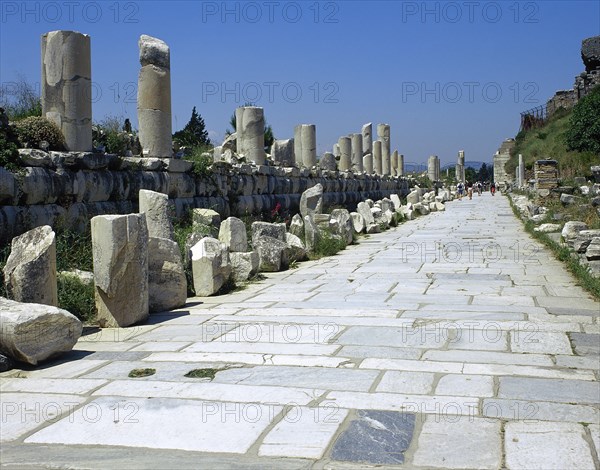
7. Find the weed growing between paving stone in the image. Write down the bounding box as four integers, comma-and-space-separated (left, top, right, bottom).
184, 368, 219, 380
509, 196, 600, 300
128, 368, 156, 378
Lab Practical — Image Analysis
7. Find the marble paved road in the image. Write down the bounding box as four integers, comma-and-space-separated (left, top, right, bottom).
1, 192, 599, 469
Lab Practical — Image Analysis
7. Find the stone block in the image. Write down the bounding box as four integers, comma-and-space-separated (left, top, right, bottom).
191, 237, 231, 296
218, 217, 248, 252
139, 189, 173, 239
230, 251, 259, 283
148, 237, 187, 313
91, 214, 149, 327
0, 297, 82, 365
3, 226, 57, 306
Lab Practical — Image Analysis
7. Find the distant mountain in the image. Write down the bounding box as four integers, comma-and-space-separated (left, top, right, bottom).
405, 161, 492, 174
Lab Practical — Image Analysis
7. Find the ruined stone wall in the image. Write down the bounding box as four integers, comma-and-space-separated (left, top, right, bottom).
0, 152, 410, 244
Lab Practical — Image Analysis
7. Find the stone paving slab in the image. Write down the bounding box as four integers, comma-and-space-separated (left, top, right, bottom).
505, 422, 597, 470
1, 193, 599, 468
412, 417, 501, 469
25, 396, 282, 454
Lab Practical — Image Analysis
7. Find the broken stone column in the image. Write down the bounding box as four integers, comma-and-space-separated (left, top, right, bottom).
333, 143, 340, 159
428, 155, 438, 182
363, 153, 373, 174
351, 133, 364, 173
139, 189, 173, 239
91, 214, 149, 327
373, 140, 382, 175
398, 154, 405, 176
362, 123, 372, 156
41, 30, 92, 151
294, 124, 316, 168
391, 150, 399, 176
338, 136, 352, 171
378, 124, 391, 175
457, 150, 466, 182
518, 154, 525, 187
3, 226, 57, 306
236, 106, 266, 165
137, 35, 172, 158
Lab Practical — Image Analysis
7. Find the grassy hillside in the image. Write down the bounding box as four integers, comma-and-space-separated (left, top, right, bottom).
506, 107, 599, 181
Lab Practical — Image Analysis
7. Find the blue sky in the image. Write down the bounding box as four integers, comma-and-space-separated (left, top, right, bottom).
1, 1, 599, 166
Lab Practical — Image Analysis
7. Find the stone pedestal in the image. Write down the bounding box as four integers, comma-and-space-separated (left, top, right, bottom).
137, 35, 172, 158
237, 106, 266, 165
351, 133, 363, 173
41, 30, 92, 152
338, 136, 351, 171
378, 124, 391, 175
362, 123, 372, 156
373, 140, 382, 175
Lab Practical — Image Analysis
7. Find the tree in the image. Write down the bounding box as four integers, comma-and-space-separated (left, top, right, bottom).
173, 106, 210, 148
565, 85, 600, 154
477, 163, 492, 181
227, 103, 275, 150
0, 74, 42, 120
465, 167, 477, 183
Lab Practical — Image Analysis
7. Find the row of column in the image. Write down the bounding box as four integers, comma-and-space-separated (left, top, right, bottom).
40, 29, 407, 178
41, 30, 172, 157
333, 123, 404, 176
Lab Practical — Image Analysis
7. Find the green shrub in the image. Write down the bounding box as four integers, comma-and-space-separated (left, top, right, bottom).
14, 116, 64, 150
173, 212, 199, 297
92, 116, 140, 156
185, 146, 214, 178
55, 231, 93, 272
310, 229, 346, 259
0, 128, 21, 173
565, 85, 600, 154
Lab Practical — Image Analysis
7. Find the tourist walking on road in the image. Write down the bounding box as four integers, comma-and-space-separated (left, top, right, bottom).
491, 183, 496, 196
457, 182, 464, 200
467, 181, 473, 200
